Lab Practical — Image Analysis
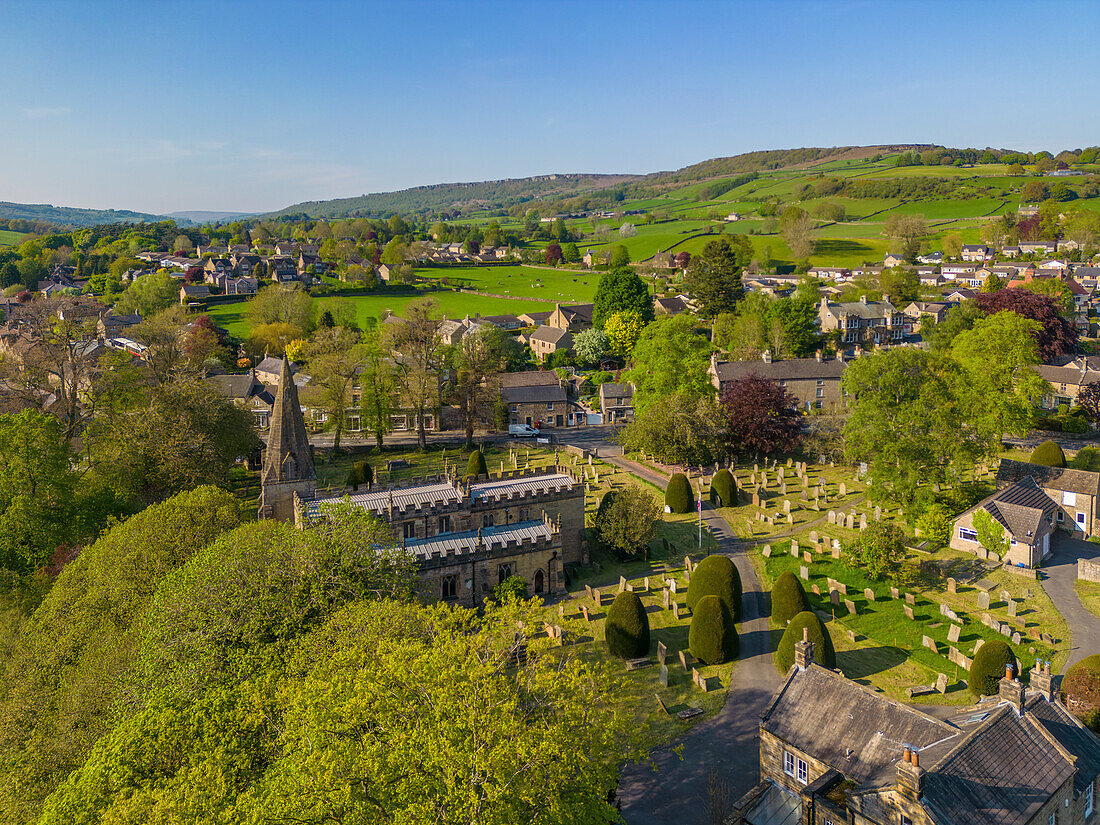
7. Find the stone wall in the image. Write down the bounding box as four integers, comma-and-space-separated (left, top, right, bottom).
1079, 557, 1100, 583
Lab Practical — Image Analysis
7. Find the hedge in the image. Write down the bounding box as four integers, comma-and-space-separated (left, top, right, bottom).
771, 571, 808, 627
686, 554, 742, 620
969, 639, 1016, 697
345, 460, 374, 491
775, 611, 835, 672
1062, 654, 1100, 713
666, 473, 692, 514
710, 469, 736, 507
689, 595, 738, 665
605, 591, 650, 659
465, 450, 488, 480
1030, 440, 1066, 468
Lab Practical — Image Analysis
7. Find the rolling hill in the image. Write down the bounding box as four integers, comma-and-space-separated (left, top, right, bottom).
0, 200, 162, 228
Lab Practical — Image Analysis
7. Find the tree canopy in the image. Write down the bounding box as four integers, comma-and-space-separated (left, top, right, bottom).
592, 266, 654, 328
622, 315, 713, 411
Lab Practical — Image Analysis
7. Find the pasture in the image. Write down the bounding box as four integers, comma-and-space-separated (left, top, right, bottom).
0, 229, 28, 247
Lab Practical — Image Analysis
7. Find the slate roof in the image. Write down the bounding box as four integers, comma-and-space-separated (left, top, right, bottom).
501, 383, 567, 404
969, 478, 1057, 546
821, 299, 898, 319
712, 357, 846, 383
206, 372, 265, 402
997, 459, 1100, 498
501, 371, 561, 388
530, 325, 572, 346
401, 519, 553, 559
599, 381, 634, 401
922, 706, 1076, 825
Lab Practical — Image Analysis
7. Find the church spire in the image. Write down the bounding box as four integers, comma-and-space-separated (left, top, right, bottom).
261, 355, 315, 486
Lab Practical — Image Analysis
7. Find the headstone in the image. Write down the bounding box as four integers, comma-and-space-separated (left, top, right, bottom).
890, 587, 899, 599
643, 577, 650, 592
831, 546, 841, 560
812, 584, 821, 596
685, 556, 693, 573
1007, 600, 1017, 617
904, 604, 914, 620
593, 587, 601, 606
559, 603, 565, 618
936, 673, 948, 694
939, 602, 948, 617
791, 540, 800, 555
846, 628, 857, 642
669, 579, 677, 594
846, 514, 855, 529
761, 471, 768, 487
874, 506, 882, 520
581, 605, 590, 622
978, 591, 990, 610
839, 482, 847, 497
981, 612, 991, 627
1000, 623, 1012, 638
585, 584, 592, 599
859, 514, 867, 531
830, 589, 840, 607
1001, 589, 1011, 603
657, 641, 667, 665
783, 500, 792, 514
803, 551, 812, 563
679, 650, 690, 670
625, 584, 634, 593
809, 531, 818, 545
619, 576, 627, 593
672, 602, 680, 620
800, 565, 810, 580
1012, 632, 1022, 645
864, 588, 876, 602
663, 589, 670, 609
781, 483, 788, 496
947, 577, 957, 594
828, 510, 837, 524
844, 599, 857, 615
762, 545, 772, 558
905, 593, 915, 605
923, 635, 937, 654
948, 624, 961, 643
787, 513, 794, 525
659, 663, 669, 687
974, 639, 985, 654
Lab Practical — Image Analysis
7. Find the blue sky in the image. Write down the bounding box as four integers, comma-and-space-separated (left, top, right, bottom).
2, 0, 1099, 215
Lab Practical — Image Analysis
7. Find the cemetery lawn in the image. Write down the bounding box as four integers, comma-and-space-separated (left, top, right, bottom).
1075, 579, 1100, 620
752, 539, 1067, 705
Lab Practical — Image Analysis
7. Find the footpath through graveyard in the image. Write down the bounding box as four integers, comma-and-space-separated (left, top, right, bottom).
607, 456, 782, 825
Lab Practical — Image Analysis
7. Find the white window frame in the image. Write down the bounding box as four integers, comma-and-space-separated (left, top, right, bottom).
797, 758, 808, 785
959, 527, 978, 542
1064, 491, 1077, 507
784, 751, 796, 777
1077, 512, 1087, 527
1086, 781, 1094, 818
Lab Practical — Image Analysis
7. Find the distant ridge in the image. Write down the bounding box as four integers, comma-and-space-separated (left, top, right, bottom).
0, 200, 161, 228
165, 210, 256, 223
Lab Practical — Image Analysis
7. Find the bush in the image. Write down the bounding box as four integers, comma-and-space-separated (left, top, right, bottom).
492, 575, 527, 604
665, 473, 692, 513
605, 591, 650, 659
345, 460, 373, 491
775, 611, 835, 672
771, 571, 808, 626
710, 469, 736, 507
1030, 440, 1066, 467
686, 554, 742, 620
1062, 654, 1100, 715
969, 639, 1016, 697
465, 449, 488, 480
1072, 446, 1100, 472
915, 504, 953, 547
689, 595, 738, 665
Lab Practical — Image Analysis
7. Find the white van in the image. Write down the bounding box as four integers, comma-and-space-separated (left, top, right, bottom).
508, 424, 540, 437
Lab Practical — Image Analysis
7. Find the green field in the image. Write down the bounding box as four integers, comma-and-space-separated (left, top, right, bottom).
0, 229, 27, 247
418, 264, 602, 302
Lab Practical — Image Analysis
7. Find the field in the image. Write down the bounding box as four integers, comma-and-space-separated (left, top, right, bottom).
0, 229, 27, 247
418, 263, 602, 303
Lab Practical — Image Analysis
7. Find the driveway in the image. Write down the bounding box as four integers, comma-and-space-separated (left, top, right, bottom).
1041, 535, 1100, 669
607, 456, 782, 824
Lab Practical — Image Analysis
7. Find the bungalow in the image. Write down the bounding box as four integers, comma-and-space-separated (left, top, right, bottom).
943, 287, 976, 302
599, 381, 634, 423
478, 313, 524, 330
997, 459, 1100, 537
949, 477, 1056, 567
916, 251, 944, 265
529, 325, 573, 362
941, 263, 978, 278
916, 267, 941, 286
654, 295, 690, 316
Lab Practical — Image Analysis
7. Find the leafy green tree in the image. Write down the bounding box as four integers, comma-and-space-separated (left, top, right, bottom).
883, 213, 931, 261
606, 591, 650, 658
684, 237, 746, 317
358, 327, 398, 449
617, 392, 724, 467
592, 266, 654, 327
775, 610, 835, 672
594, 484, 661, 559
622, 315, 712, 411
915, 504, 953, 547
779, 206, 814, 259
926, 300, 986, 352
562, 242, 581, 263
973, 508, 1009, 558
847, 520, 907, 580
610, 244, 631, 267
113, 270, 181, 317
571, 327, 609, 367
969, 640, 1015, 696
604, 310, 647, 359
465, 449, 488, 479
300, 325, 364, 453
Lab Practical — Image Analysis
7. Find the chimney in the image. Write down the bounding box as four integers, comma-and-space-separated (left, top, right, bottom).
895, 746, 925, 801
859, 295, 869, 304
762, 349, 773, 364
794, 626, 815, 669
815, 349, 823, 363
1030, 659, 1055, 702
999, 662, 1025, 713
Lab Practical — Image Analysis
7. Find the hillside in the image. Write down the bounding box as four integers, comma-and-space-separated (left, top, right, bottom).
0, 200, 161, 228
165, 210, 256, 224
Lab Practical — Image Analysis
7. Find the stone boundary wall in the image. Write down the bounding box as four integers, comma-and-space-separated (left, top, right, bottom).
1079, 558, 1100, 583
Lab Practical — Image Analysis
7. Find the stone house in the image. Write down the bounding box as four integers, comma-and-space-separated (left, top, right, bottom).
1033, 354, 1100, 409
961, 244, 991, 261
501, 371, 571, 429
298, 466, 586, 606
179, 283, 210, 305
902, 301, 953, 332
545, 303, 594, 332
654, 295, 690, 316
884, 253, 906, 267
733, 641, 1100, 825
528, 325, 573, 362
1020, 240, 1057, 256
599, 380, 634, 423
708, 351, 846, 412
997, 459, 1100, 537
205, 370, 275, 430
816, 297, 904, 346
949, 477, 1057, 567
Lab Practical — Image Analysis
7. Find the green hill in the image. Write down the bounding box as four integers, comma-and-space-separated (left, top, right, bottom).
0, 200, 161, 228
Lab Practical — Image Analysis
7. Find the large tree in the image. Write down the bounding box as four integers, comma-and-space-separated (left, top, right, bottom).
975, 288, 1077, 360
385, 298, 442, 450
883, 213, 931, 262
684, 237, 747, 317
622, 314, 713, 411
779, 206, 814, 259
452, 328, 504, 448
595, 484, 662, 559
617, 391, 724, 467
301, 325, 364, 454
592, 266, 653, 328
718, 375, 802, 460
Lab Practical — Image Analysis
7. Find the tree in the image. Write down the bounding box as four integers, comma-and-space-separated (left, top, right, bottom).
951, 312, 1050, 443
942, 233, 964, 259
975, 288, 1077, 360
878, 267, 919, 303
771, 571, 807, 626
465, 449, 488, 480
688, 595, 738, 665
1007, 163, 1026, 176
915, 504, 953, 547
779, 206, 814, 259
452, 329, 504, 448
385, 298, 441, 450
1078, 384, 1100, 423
969, 639, 1016, 697
545, 243, 563, 265
1030, 439, 1066, 467
131, 305, 194, 384
245, 284, 314, 332
883, 214, 931, 261
592, 267, 654, 328
926, 300, 986, 352
972, 509, 1009, 559
605, 591, 650, 659
301, 325, 363, 454
686, 554, 742, 620
847, 521, 906, 580
718, 375, 802, 460
665, 472, 693, 514
622, 315, 713, 411
775, 611, 835, 672
710, 468, 736, 507
1021, 180, 1048, 202
604, 310, 647, 359
618, 392, 724, 467
113, 270, 180, 317
571, 327, 609, 367
594, 484, 661, 559
609, 245, 631, 268
685, 238, 745, 317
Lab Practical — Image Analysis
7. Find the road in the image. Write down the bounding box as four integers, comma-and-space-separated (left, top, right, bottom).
603, 454, 781, 824
1041, 535, 1100, 669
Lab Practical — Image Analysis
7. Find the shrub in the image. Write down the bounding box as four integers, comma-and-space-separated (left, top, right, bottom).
775, 611, 835, 672
465, 449, 488, 480
665, 473, 692, 513
915, 504, 953, 547
605, 591, 650, 659
1063, 654, 1100, 716
969, 639, 1016, 697
1076, 446, 1100, 472
710, 469, 736, 507
686, 554, 742, 620
771, 571, 808, 626
345, 460, 374, 491
689, 595, 738, 665
1030, 440, 1066, 467
492, 575, 528, 604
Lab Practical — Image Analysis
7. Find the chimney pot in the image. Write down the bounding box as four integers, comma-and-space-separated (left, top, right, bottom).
912, 750, 919, 769
903, 746, 912, 764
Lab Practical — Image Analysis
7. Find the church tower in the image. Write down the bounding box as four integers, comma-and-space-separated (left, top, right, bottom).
259, 355, 316, 521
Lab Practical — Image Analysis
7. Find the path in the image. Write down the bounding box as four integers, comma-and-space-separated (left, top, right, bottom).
606, 456, 782, 824
1040, 535, 1100, 669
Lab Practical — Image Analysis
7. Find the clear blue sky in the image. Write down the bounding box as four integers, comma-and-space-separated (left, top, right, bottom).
2, 0, 1098, 215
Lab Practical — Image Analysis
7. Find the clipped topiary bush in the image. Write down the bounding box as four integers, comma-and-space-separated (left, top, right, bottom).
346, 460, 374, 491
969, 639, 1016, 697
465, 449, 488, 480
1062, 654, 1100, 716
775, 611, 835, 673
605, 591, 650, 659
689, 595, 738, 665
666, 472, 692, 514
686, 554, 742, 620
1030, 440, 1066, 468
771, 571, 808, 627
710, 469, 736, 507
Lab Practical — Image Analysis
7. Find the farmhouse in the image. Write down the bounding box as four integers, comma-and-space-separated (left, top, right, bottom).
732, 642, 1100, 825
528, 325, 573, 362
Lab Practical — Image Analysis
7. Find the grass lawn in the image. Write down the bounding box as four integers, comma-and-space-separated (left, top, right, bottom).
1076, 579, 1100, 620
417, 263, 602, 303
0, 229, 27, 247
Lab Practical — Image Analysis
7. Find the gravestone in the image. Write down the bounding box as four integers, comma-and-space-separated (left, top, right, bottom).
657, 641, 667, 665
625, 584, 634, 593
762, 544, 772, 558
978, 591, 990, 610
559, 603, 565, 619
663, 589, 670, 609
659, 663, 669, 687
778, 466, 785, 481
783, 500, 792, 514
1000, 623, 1012, 638
974, 639, 985, 654
585, 584, 592, 600
904, 604, 914, 620
839, 482, 847, 497
788, 513, 794, 525
781, 483, 788, 497
846, 514, 855, 529
581, 605, 590, 622
685, 556, 693, 573
905, 593, 915, 605
803, 551, 811, 563
948, 624, 961, 643
684, 567, 691, 584
890, 587, 899, 599
874, 506, 882, 520
844, 599, 857, 615
791, 540, 800, 555
936, 673, 948, 694
923, 635, 938, 654
828, 510, 837, 524
859, 514, 867, 530
1007, 600, 1017, 617
809, 530, 819, 545
752, 491, 761, 507
812, 584, 821, 596
593, 587, 601, 606
679, 650, 691, 670
830, 589, 840, 608
1012, 632, 1022, 645
981, 613, 991, 627
800, 565, 810, 580
939, 603, 948, 617
831, 546, 841, 560
672, 602, 680, 620
846, 628, 857, 642
947, 578, 957, 594
761, 472, 768, 487
669, 579, 677, 594
864, 588, 876, 602
643, 577, 650, 592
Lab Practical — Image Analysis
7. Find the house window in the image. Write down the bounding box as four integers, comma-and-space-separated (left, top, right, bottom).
546, 402, 554, 411
959, 527, 978, 542
498, 563, 512, 584
441, 575, 457, 600
784, 751, 796, 777
1078, 512, 1088, 528
816, 387, 824, 398
796, 758, 808, 785
1058, 511, 1065, 522
1050, 811, 1056, 825
402, 522, 415, 540
1086, 781, 1094, 818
